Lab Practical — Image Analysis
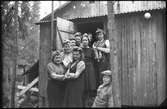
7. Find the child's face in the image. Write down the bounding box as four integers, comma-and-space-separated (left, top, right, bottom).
103, 75, 111, 85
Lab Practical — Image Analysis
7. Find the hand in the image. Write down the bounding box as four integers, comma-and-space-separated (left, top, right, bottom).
62, 75, 66, 80
65, 73, 71, 79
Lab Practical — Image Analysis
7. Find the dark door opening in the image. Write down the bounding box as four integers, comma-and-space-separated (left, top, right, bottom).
76, 21, 104, 42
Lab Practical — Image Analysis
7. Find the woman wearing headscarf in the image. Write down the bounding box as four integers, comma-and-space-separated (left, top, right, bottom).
47, 50, 66, 107
63, 46, 86, 107
81, 33, 97, 107
93, 28, 110, 86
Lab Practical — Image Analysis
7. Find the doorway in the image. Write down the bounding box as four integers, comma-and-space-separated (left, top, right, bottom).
76, 21, 104, 42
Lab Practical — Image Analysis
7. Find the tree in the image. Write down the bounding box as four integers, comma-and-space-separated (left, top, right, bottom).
107, 1, 121, 107
2, 1, 40, 107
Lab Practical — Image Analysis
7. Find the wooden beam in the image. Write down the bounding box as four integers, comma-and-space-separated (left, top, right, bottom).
17, 85, 39, 93
18, 77, 39, 97
51, 1, 54, 50
107, 1, 121, 107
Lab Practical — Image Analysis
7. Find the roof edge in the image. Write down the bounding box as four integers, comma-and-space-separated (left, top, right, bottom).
39, 1, 71, 22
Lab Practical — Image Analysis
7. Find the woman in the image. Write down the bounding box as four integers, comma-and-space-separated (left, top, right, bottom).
70, 37, 76, 49
62, 40, 73, 68
81, 33, 97, 107
93, 28, 110, 86
74, 32, 82, 47
92, 70, 113, 107
63, 46, 85, 107
47, 50, 66, 107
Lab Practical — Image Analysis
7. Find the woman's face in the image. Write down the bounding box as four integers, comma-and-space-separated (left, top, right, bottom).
70, 40, 76, 47
82, 36, 89, 47
73, 51, 81, 61
97, 32, 104, 41
75, 36, 81, 45
64, 44, 71, 53
103, 75, 111, 85
53, 55, 62, 64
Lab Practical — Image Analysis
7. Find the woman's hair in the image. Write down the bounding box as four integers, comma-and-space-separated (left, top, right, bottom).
51, 50, 62, 62
96, 28, 107, 40
81, 33, 90, 42
72, 46, 84, 60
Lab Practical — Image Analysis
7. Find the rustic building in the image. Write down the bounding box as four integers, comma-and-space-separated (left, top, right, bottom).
35, 1, 166, 107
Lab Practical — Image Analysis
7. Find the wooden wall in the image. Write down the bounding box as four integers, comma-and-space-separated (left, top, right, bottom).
38, 9, 166, 107
115, 10, 166, 106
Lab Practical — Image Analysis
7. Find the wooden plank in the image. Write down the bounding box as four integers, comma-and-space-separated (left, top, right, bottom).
132, 15, 139, 106
126, 14, 131, 105
17, 85, 39, 92
18, 77, 39, 96
144, 15, 150, 106
129, 14, 134, 106
121, 14, 126, 105
125, 14, 130, 105
147, 13, 152, 106
151, 12, 157, 106
156, 12, 166, 105
140, 14, 149, 106
136, 14, 142, 106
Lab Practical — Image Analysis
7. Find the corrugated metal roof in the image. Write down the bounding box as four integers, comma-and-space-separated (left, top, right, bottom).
37, 1, 166, 24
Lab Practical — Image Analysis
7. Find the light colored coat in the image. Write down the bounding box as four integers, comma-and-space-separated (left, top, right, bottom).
92, 84, 114, 107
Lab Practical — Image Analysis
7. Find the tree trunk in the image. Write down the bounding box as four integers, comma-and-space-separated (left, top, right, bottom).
107, 1, 121, 107
10, 1, 19, 107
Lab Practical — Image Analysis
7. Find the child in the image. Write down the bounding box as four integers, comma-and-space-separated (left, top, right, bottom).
92, 70, 114, 107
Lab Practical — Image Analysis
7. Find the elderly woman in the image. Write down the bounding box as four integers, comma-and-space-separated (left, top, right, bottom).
92, 70, 113, 107
62, 40, 73, 68
81, 33, 97, 107
93, 28, 110, 86
63, 46, 86, 107
47, 50, 66, 107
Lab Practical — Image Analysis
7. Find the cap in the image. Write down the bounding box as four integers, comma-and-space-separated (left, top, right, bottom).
101, 70, 112, 76
96, 28, 105, 35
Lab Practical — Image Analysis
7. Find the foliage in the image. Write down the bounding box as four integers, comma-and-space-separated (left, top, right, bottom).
2, 1, 40, 107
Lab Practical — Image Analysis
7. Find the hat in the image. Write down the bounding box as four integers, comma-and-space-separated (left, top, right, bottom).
101, 70, 112, 76
96, 28, 105, 35
74, 32, 82, 37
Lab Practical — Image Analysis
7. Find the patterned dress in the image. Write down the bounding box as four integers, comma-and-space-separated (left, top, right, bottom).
47, 62, 66, 107
93, 39, 110, 86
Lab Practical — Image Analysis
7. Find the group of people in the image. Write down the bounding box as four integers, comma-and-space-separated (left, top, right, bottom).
47, 28, 113, 107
